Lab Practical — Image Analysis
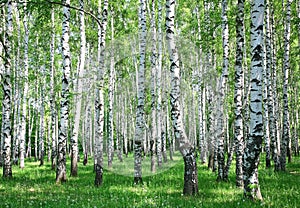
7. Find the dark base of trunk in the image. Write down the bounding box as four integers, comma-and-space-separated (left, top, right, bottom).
133, 177, 143, 185
266, 158, 271, 168
208, 152, 214, 170
287, 148, 292, 163
108, 160, 112, 169
163, 151, 168, 163
3, 168, 13, 178
39, 151, 44, 166
13, 159, 18, 166
94, 164, 103, 187
56, 171, 67, 183
71, 153, 78, 177
70, 167, 78, 177
183, 150, 199, 195
83, 152, 88, 166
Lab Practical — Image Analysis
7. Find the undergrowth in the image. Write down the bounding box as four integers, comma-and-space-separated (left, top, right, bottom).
0, 154, 299, 207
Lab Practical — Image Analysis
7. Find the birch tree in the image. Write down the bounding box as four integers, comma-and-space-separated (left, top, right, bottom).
166, 0, 198, 195
19, 0, 29, 169
133, 0, 146, 185
280, 0, 292, 171
150, 0, 157, 172
95, 0, 108, 187
234, 0, 245, 188
107, 7, 115, 169
217, 0, 229, 182
56, 0, 71, 183
243, 0, 264, 200
70, 0, 86, 177
50, 6, 57, 170
2, 0, 13, 178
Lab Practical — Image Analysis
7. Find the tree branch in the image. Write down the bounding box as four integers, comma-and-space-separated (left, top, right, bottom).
3, 0, 102, 26
44, 0, 101, 26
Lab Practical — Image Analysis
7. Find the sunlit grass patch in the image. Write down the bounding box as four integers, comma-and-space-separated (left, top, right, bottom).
0, 154, 299, 207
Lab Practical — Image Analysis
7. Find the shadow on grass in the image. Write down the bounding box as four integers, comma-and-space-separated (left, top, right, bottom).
0, 156, 299, 207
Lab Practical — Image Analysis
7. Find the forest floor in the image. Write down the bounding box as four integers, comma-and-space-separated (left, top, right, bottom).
0, 153, 299, 208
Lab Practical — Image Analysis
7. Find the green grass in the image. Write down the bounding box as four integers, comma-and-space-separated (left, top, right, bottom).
0, 154, 299, 208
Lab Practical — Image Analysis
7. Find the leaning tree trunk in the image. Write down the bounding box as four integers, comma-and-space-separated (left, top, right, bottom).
243, 0, 264, 201
166, 0, 198, 195
56, 0, 71, 183
234, 0, 245, 188
70, 0, 86, 177
280, 0, 292, 171
2, 0, 13, 178
133, 0, 146, 185
94, 0, 108, 187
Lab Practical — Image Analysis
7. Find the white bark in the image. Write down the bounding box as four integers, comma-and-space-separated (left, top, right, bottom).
217, 0, 229, 181
150, 0, 157, 172
243, 0, 264, 200
108, 9, 115, 168
50, 6, 57, 170
234, 0, 245, 188
19, 1, 29, 169
133, 0, 146, 185
95, 0, 108, 187
281, 0, 292, 171
2, 0, 13, 177
70, 0, 86, 176
166, 0, 198, 195
56, 0, 71, 183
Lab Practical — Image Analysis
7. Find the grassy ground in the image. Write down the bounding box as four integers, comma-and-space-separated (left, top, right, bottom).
0, 154, 299, 208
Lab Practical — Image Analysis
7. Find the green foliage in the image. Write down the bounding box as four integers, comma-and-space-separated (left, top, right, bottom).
0, 155, 299, 207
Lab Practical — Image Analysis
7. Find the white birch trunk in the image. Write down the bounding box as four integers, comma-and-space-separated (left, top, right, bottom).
107, 10, 115, 168
12, 5, 21, 166
56, 0, 71, 183
280, 0, 292, 171
2, 0, 13, 177
270, 7, 281, 170
133, 0, 146, 185
150, 0, 157, 172
50, 7, 57, 170
70, 0, 86, 176
217, 0, 229, 181
243, 0, 264, 200
95, 0, 108, 187
39, 65, 45, 166
234, 0, 245, 188
166, 0, 198, 195
19, 1, 29, 169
